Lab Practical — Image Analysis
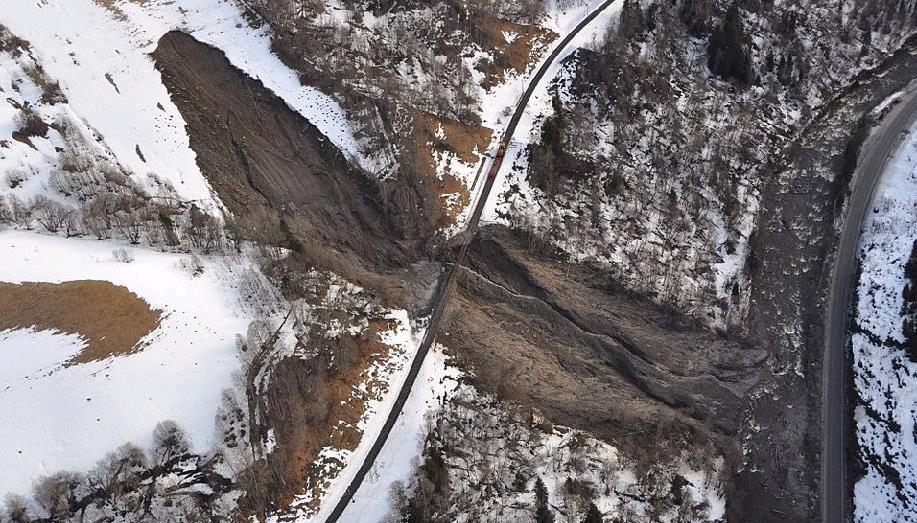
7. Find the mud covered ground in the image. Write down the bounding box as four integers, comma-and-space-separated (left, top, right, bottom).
146, 23, 917, 522
152, 31, 425, 291
149, 29, 773, 519
439, 225, 765, 469
736, 35, 917, 523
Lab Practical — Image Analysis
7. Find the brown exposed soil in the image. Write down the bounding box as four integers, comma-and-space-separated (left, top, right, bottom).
439, 226, 765, 465
240, 318, 401, 517
473, 16, 555, 90
152, 31, 414, 279
417, 111, 492, 166
0, 280, 162, 364
408, 110, 493, 223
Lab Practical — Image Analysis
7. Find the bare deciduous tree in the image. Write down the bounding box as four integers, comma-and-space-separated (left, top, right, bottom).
31, 195, 74, 233
32, 471, 82, 520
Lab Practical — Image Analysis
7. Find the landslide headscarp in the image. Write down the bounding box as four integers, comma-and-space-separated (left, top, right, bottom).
152, 31, 412, 277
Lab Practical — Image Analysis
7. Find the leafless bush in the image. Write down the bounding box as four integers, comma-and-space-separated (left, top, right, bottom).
245, 319, 274, 355
178, 254, 204, 277
224, 214, 244, 253
88, 443, 147, 503
81, 192, 116, 239
32, 471, 83, 520
112, 248, 135, 263
4, 169, 27, 189
0, 195, 11, 225
31, 195, 74, 233
63, 212, 82, 237
152, 420, 190, 464
2, 493, 31, 522
112, 207, 145, 244
8, 194, 32, 229
185, 204, 223, 254
155, 206, 182, 247
13, 106, 49, 138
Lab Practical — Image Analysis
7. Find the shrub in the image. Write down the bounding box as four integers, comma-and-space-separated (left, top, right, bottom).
0, 195, 11, 224
4, 169, 26, 189
32, 471, 82, 520
14, 107, 49, 139
3, 494, 31, 522
31, 195, 74, 233
112, 248, 135, 263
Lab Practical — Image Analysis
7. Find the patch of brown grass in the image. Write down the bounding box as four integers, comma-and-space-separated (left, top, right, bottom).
410, 110, 493, 223
473, 16, 556, 90
0, 280, 162, 364
252, 317, 402, 518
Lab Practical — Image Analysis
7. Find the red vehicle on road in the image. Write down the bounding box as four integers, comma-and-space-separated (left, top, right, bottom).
488, 141, 507, 178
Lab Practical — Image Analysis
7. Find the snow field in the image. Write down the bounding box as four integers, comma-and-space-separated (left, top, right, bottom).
0, 229, 280, 497
852, 118, 917, 522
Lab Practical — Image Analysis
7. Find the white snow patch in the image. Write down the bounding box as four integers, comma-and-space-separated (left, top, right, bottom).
852, 118, 917, 522
339, 345, 462, 522
0, 0, 375, 212
0, 230, 278, 497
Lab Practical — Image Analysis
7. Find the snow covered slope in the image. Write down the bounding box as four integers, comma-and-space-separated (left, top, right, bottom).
0, 230, 281, 497
852, 118, 917, 522
0, 0, 371, 209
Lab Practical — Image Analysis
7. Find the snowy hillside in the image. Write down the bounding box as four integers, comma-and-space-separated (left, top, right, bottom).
5, 0, 915, 521
852, 118, 917, 522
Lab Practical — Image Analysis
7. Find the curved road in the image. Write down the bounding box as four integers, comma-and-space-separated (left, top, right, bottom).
324, 2, 619, 521
823, 88, 917, 523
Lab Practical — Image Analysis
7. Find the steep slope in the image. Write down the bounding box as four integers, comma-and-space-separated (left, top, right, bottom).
152, 31, 411, 277
438, 226, 763, 479
478, 1, 917, 520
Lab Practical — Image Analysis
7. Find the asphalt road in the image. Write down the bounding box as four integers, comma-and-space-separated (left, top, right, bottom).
323, 2, 619, 521
822, 87, 917, 523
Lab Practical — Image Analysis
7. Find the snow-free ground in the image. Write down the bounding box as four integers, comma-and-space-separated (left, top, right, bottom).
852, 119, 917, 521
0, 230, 281, 497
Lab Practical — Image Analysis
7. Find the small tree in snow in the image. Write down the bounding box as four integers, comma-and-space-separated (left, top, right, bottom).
534, 477, 554, 523
152, 420, 189, 465
0, 196, 11, 225
32, 471, 82, 520
8, 194, 32, 229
